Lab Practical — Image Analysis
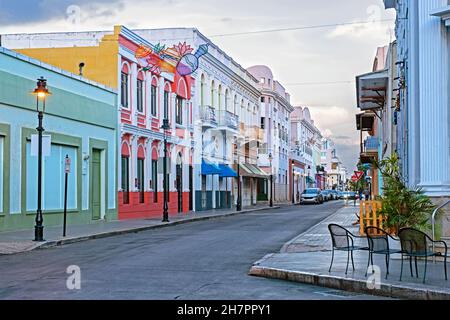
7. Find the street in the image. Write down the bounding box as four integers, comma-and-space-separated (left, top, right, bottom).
0, 201, 378, 300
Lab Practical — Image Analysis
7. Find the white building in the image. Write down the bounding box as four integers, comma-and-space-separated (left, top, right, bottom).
246, 65, 294, 203
384, 0, 450, 237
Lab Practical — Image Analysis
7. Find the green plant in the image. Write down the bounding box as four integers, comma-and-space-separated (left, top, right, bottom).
374, 153, 435, 233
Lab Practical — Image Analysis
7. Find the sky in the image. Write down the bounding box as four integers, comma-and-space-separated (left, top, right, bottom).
0, 0, 396, 173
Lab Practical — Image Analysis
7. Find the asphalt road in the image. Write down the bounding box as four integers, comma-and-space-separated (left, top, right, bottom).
0, 201, 380, 300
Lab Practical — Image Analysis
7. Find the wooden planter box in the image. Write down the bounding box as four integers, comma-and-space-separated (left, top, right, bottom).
359, 200, 391, 235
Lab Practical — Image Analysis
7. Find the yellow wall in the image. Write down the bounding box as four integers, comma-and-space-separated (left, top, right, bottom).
15, 32, 119, 89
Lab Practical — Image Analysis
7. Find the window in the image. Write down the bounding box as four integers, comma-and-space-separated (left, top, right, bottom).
0, 137, 3, 213
176, 96, 183, 125
152, 160, 158, 203
260, 117, 265, 129
138, 158, 145, 203
151, 84, 157, 116
260, 78, 265, 84
121, 156, 130, 204
26, 143, 77, 211
137, 79, 144, 113
268, 79, 271, 86
163, 90, 169, 120
261, 96, 265, 103
121, 72, 129, 108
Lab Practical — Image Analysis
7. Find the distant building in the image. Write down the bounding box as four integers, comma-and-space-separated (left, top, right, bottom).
247, 65, 293, 203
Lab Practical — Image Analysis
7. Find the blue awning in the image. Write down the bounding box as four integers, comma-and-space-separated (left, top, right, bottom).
201, 159, 221, 175
218, 164, 237, 178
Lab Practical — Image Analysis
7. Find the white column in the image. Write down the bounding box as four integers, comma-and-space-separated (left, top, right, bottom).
418, 0, 450, 195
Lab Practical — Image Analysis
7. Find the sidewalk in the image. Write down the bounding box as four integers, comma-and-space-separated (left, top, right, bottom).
249, 202, 450, 300
0, 204, 279, 255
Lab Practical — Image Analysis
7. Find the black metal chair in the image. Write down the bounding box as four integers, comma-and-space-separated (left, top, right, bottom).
398, 228, 448, 283
365, 226, 402, 279
328, 224, 369, 275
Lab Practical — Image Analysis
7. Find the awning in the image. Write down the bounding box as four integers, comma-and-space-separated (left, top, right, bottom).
218, 164, 237, 178
356, 69, 388, 111
356, 113, 375, 131
306, 176, 315, 184
201, 159, 221, 175
238, 164, 269, 178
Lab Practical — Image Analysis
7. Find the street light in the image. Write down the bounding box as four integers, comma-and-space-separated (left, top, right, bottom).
291, 160, 295, 204
236, 147, 242, 212
161, 118, 170, 222
268, 153, 273, 207
32, 77, 51, 242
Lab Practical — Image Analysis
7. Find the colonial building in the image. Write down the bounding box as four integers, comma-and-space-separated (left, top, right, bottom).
3, 26, 196, 219
0, 46, 117, 232
383, 0, 450, 237
132, 28, 264, 210
290, 106, 323, 191
247, 65, 293, 203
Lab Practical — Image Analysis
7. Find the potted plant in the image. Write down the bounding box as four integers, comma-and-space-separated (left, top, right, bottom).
374, 153, 436, 235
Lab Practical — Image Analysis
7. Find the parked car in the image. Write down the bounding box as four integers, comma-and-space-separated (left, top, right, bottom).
341, 191, 357, 200
300, 188, 324, 204
330, 190, 339, 200
321, 190, 332, 201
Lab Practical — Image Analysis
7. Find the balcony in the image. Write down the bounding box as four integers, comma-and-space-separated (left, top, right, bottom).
217, 110, 239, 131
200, 105, 217, 128
360, 136, 379, 164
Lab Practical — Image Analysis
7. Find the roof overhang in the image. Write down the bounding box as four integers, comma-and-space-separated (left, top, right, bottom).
431, 6, 450, 27
356, 112, 376, 131
383, 0, 396, 9
356, 69, 388, 111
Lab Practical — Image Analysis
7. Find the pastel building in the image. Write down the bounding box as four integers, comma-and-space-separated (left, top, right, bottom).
3, 26, 195, 219
383, 0, 450, 237
290, 107, 322, 191
132, 28, 263, 210
247, 65, 293, 203
0, 46, 117, 232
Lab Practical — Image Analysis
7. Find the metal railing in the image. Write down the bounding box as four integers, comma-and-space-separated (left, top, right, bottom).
199, 105, 217, 125
217, 110, 239, 130
432, 199, 450, 261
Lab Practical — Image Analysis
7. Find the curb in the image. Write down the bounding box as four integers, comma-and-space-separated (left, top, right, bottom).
24, 206, 280, 251
280, 204, 352, 253
248, 265, 450, 300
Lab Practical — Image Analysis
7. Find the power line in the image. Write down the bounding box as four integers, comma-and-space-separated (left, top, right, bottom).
208, 19, 394, 38
284, 80, 355, 86
3, 19, 394, 42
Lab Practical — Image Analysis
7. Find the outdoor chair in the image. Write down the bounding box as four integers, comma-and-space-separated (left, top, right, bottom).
398, 228, 448, 283
364, 226, 402, 279
328, 224, 369, 275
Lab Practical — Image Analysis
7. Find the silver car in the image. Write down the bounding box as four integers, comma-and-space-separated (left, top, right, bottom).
300, 188, 324, 204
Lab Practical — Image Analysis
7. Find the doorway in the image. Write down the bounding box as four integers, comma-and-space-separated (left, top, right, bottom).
91, 149, 102, 220
176, 153, 183, 213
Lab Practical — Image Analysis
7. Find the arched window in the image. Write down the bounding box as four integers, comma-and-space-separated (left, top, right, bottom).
225, 89, 230, 111
137, 71, 145, 113
200, 74, 206, 106
218, 84, 222, 110
150, 77, 158, 117
121, 63, 130, 109
233, 95, 238, 115
210, 80, 215, 107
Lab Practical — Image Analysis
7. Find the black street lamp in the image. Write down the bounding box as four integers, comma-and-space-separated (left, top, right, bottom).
268, 153, 273, 207
32, 77, 51, 242
291, 160, 295, 204
236, 149, 242, 212
161, 119, 170, 222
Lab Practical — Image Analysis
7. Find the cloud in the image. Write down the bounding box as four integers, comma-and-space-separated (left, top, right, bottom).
0, 0, 123, 26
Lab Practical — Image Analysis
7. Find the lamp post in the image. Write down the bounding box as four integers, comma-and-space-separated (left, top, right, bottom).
161, 118, 170, 222
291, 160, 295, 204
236, 149, 242, 212
32, 77, 51, 242
268, 153, 273, 207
